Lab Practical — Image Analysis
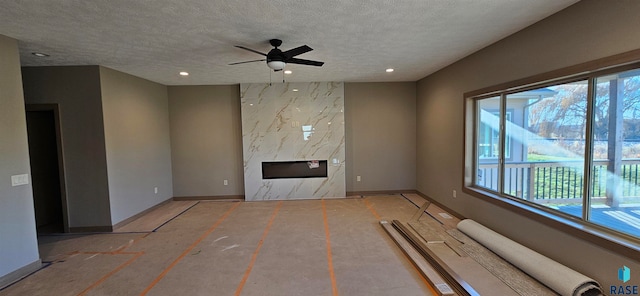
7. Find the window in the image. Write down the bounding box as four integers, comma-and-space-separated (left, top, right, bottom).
478, 110, 512, 160
475, 98, 513, 191
466, 64, 640, 240
475, 97, 500, 191
589, 68, 640, 237
504, 82, 588, 216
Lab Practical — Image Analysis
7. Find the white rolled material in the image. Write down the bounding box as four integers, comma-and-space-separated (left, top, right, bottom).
457, 219, 602, 296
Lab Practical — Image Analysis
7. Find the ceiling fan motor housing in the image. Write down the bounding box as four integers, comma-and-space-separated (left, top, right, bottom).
267, 48, 284, 62
266, 47, 286, 70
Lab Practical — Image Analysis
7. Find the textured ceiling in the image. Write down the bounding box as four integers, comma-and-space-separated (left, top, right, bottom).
0, 0, 579, 85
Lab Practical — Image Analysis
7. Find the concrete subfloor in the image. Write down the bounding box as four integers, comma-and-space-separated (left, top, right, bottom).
1, 195, 435, 296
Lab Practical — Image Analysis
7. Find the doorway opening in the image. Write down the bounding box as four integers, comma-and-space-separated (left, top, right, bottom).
26, 104, 69, 233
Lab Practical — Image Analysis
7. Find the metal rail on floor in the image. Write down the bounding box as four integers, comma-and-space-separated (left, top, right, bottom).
380, 221, 457, 296
390, 220, 480, 296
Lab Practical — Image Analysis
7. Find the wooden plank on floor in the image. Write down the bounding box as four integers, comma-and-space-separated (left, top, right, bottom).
411, 201, 431, 221
403, 193, 428, 208
392, 220, 480, 296
408, 221, 445, 243
426, 203, 460, 230
409, 221, 467, 257
114, 201, 198, 233
402, 193, 461, 229
381, 221, 457, 296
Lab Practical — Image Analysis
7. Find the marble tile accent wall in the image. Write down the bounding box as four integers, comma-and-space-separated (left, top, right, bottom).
241, 82, 345, 201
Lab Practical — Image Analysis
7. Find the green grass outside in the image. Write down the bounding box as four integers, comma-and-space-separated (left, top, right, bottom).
526, 154, 579, 162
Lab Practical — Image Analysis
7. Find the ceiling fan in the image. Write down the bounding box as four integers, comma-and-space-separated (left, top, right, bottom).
229, 39, 324, 71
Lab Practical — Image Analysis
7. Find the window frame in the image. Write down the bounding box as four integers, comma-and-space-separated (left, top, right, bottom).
477, 109, 513, 161
463, 50, 640, 259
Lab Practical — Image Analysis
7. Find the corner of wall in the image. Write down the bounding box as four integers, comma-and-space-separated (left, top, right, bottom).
0, 33, 41, 283
98, 67, 173, 225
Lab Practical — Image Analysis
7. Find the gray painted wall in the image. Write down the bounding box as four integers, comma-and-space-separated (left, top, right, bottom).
100, 67, 173, 225
416, 0, 640, 287
0, 34, 40, 281
168, 85, 244, 197
168, 83, 417, 197
345, 82, 416, 192
21, 66, 112, 228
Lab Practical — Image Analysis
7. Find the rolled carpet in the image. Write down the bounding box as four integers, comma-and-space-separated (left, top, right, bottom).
457, 219, 603, 296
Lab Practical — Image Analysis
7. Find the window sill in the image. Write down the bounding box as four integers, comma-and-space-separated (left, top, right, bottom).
462, 186, 640, 261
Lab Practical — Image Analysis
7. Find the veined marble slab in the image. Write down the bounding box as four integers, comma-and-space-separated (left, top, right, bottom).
241, 82, 345, 201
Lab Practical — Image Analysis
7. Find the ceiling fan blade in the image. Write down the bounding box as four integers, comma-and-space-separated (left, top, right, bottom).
229, 59, 266, 65
282, 45, 313, 59
287, 58, 324, 67
235, 45, 267, 56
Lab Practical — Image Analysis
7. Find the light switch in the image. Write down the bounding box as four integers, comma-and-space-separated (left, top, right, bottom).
11, 174, 29, 187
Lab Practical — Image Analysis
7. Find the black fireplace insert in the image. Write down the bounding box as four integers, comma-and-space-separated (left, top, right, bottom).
262, 160, 328, 179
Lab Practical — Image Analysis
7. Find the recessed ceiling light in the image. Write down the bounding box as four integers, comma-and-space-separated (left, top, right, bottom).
386, 68, 394, 73
179, 71, 189, 76
292, 89, 299, 92
32, 52, 49, 57
284, 70, 292, 74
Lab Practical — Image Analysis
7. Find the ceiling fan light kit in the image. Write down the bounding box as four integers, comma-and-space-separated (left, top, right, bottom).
267, 60, 286, 71
230, 39, 324, 72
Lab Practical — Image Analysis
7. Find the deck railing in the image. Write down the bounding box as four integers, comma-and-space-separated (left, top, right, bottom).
477, 159, 640, 203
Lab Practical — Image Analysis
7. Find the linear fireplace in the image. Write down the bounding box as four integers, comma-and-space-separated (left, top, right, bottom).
262, 160, 328, 179
241, 82, 345, 200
